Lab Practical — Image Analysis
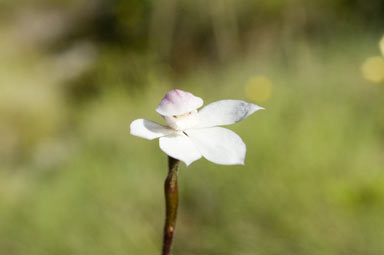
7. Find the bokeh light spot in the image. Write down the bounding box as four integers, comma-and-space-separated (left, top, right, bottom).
244, 75, 272, 103
361, 56, 384, 83
380, 35, 384, 57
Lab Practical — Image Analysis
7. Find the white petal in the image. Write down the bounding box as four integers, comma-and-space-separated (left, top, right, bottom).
198, 100, 264, 128
130, 119, 174, 140
159, 133, 202, 166
185, 127, 246, 165
156, 89, 204, 116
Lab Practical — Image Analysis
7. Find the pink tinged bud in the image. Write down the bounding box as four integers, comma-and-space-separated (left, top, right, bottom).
156, 89, 204, 116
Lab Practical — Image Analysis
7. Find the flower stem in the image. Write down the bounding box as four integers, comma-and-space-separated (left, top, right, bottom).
162, 156, 180, 255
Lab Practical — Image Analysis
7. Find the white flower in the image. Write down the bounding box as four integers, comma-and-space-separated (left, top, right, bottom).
130, 89, 264, 166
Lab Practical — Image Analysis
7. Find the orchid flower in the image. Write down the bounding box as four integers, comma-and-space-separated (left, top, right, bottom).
131, 89, 264, 255
130, 89, 264, 166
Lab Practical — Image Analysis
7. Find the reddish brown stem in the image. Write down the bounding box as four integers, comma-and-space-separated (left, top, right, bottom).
162, 156, 180, 255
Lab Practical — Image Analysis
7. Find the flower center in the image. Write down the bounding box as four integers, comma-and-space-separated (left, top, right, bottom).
164, 110, 199, 131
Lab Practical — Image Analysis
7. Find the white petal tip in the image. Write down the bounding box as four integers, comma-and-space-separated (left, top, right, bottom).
251, 104, 265, 112
184, 161, 193, 167
129, 119, 147, 139
212, 160, 245, 166
130, 119, 173, 140
228, 159, 245, 165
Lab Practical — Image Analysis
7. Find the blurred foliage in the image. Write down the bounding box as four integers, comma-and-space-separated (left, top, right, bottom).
1, 0, 384, 254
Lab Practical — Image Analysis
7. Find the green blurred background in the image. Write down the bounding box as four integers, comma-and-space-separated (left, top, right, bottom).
1, 0, 384, 254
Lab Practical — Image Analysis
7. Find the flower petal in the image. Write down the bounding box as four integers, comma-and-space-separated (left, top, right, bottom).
198, 100, 264, 128
156, 89, 204, 116
159, 133, 202, 166
185, 127, 246, 165
130, 119, 174, 140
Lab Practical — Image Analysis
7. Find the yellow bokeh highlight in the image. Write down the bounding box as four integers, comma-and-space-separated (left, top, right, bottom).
361, 56, 384, 83
380, 35, 384, 57
244, 75, 272, 103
